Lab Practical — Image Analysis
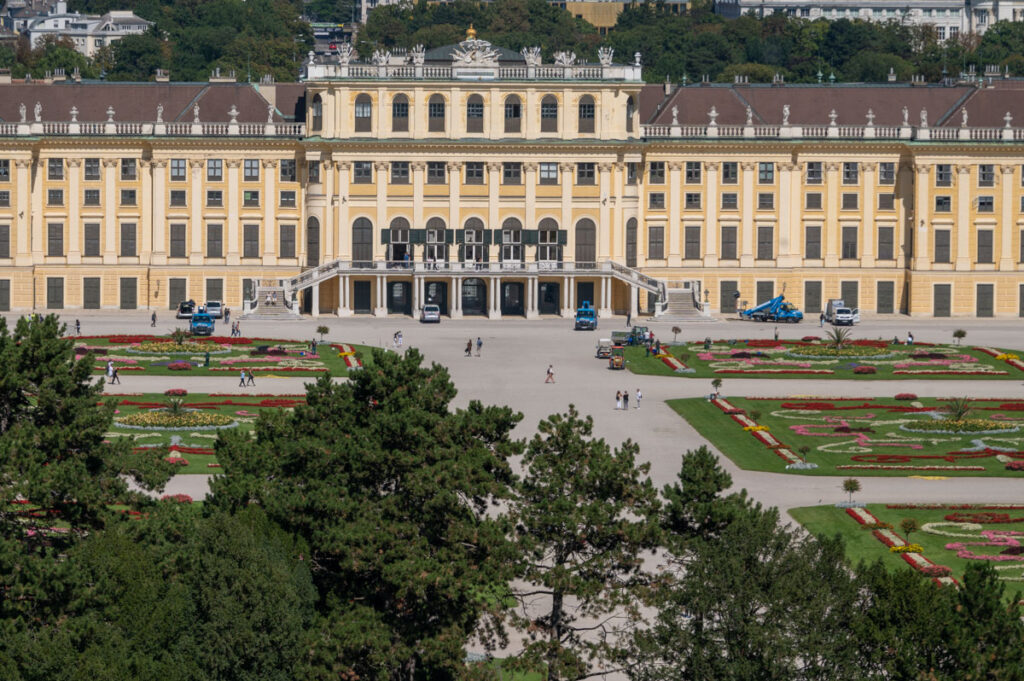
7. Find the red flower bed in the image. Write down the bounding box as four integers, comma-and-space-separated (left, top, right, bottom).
208, 393, 307, 397
197, 336, 252, 345
887, 504, 1024, 510
164, 457, 189, 466
1007, 461, 1024, 471
780, 401, 877, 410
714, 369, 833, 375
745, 339, 783, 348
995, 403, 1024, 411
167, 361, 192, 371
207, 366, 328, 373
973, 346, 1002, 358
161, 494, 193, 503
894, 370, 1006, 376
944, 512, 1024, 524
921, 565, 952, 577
105, 335, 162, 344
164, 389, 188, 397
894, 393, 918, 400
850, 339, 890, 348
853, 366, 877, 374
801, 336, 821, 342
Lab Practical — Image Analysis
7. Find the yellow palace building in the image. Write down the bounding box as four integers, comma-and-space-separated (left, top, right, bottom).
2, 33, 1024, 319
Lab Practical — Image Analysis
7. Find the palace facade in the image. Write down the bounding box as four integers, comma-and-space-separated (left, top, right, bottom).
1, 35, 1024, 318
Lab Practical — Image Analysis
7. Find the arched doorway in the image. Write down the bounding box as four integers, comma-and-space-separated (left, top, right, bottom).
352, 217, 373, 266
538, 282, 560, 315
626, 217, 637, 267
575, 218, 596, 265
388, 281, 411, 315
461, 278, 487, 316
501, 282, 524, 316
306, 217, 320, 267
425, 281, 448, 314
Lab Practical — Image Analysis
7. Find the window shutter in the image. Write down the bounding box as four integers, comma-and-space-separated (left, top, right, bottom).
458, 244, 465, 261
455, 229, 465, 244
523, 229, 538, 245
493, 230, 502, 245
445, 229, 454, 244
557, 230, 568, 246
380, 228, 390, 245
412, 229, 426, 244
483, 230, 493, 245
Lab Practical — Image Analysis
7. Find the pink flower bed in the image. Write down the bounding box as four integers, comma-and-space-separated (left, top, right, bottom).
836, 464, 986, 471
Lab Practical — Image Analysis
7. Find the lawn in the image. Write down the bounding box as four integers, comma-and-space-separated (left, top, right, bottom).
106, 392, 307, 474
625, 338, 1024, 380
670, 396, 1024, 477
790, 503, 1024, 597
70, 334, 374, 377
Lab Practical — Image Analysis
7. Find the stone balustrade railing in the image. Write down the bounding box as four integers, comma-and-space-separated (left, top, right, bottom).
0, 120, 306, 138
641, 122, 1024, 142
305, 62, 642, 82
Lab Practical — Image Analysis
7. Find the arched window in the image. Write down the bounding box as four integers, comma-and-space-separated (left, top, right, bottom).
462, 217, 486, 264
626, 96, 635, 133
540, 95, 558, 133
392, 94, 409, 132
575, 218, 596, 264
578, 95, 595, 134
311, 94, 323, 132
625, 217, 637, 267
428, 94, 446, 133
425, 217, 447, 264
388, 217, 410, 264
466, 94, 484, 133
504, 94, 521, 133
538, 217, 560, 263
352, 217, 373, 264
501, 217, 522, 262
306, 217, 320, 267
354, 93, 372, 133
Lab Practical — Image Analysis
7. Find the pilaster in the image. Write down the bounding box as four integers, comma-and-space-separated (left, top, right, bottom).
913, 164, 931, 270
102, 158, 118, 264
824, 162, 841, 267
861, 162, 877, 267
954, 164, 970, 271
375, 161, 389, 260
261, 159, 277, 266
598, 162, 612, 261
14, 159, 31, 265
999, 165, 1015, 269
703, 161, 719, 266
67, 159, 81, 263
739, 161, 756, 266
189, 159, 204, 264
559, 162, 573, 261
667, 161, 682, 267
337, 161, 352, 260
150, 160, 167, 264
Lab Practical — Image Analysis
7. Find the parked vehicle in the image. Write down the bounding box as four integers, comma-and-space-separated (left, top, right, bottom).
595, 338, 613, 358
831, 307, 860, 326
176, 301, 194, 319
205, 301, 224, 319
420, 304, 441, 323
574, 301, 598, 330
610, 326, 651, 346
189, 313, 215, 336
608, 345, 626, 370
739, 295, 803, 323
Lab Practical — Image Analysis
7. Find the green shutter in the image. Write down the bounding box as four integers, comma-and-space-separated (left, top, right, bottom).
523, 229, 538, 245
458, 244, 465, 261
455, 229, 465, 244
493, 230, 502, 245
483, 230, 492, 245
557, 230, 567, 246
445, 229, 454, 244
380, 228, 391, 245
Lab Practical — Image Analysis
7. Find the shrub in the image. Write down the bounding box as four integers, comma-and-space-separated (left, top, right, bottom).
853, 366, 877, 374
164, 389, 188, 397
161, 493, 193, 503
895, 393, 917, 400
801, 336, 821, 342
167, 361, 192, 371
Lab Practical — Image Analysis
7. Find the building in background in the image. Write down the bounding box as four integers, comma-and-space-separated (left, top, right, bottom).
25, 2, 151, 57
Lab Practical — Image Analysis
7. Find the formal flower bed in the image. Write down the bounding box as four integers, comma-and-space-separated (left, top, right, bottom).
131, 341, 223, 354
901, 418, 1018, 433
116, 409, 237, 429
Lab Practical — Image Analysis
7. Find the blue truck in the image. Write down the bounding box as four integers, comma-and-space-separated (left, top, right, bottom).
189, 313, 215, 336
739, 295, 803, 323
574, 301, 598, 330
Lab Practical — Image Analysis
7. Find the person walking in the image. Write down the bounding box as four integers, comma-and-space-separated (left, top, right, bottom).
476, 337, 482, 357
239, 369, 246, 387
75, 319, 81, 336
224, 308, 230, 325
246, 369, 256, 386
616, 390, 623, 410
465, 340, 473, 357
151, 311, 157, 327
773, 326, 779, 342
106, 360, 114, 382
272, 291, 278, 306
635, 388, 642, 409
545, 364, 555, 383
819, 312, 825, 328
622, 390, 629, 410
625, 310, 631, 328
110, 367, 120, 385
397, 331, 403, 348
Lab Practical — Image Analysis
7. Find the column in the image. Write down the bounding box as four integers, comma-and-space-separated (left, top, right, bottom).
412, 275, 420, 316
598, 163, 612, 261
337, 161, 351, 260
777, 161, 795, 266
323, 159, 335, 260
568, 278, 576, 310
667, 161, 682, 267
374, 274, 387, 316
102, 158, 118, 263
1000, 165, 1015, 269
412, 160, 426, 235
487, 162, 501, 262
559, 163, 573, 261
261, 159, 277, 266
189, 159, 205, 264
14, 159, 31, 266
67, 159, 81, 263
861, 162, 876, 267
630, 284, 639, 319
30, 159, 44, 263
824, 162, 841, 268
311, 283, 320, 318
526, 277, 537, 319
703, 161, 719, 267
739, 161, 756, 267
151, 160, 167, 264
375, 161, 389, 260
489, 276, 501, 320
913, 164, 931, 271
524, 162, 537, 262
449, 162, 462, 257
611, 162, 624, 261
600, 277, 612, 317
955, 164, 970, 270
139, 160, 153, 265
561, 275, 571, 316
337, 275, 352, 316
451, 276, 462, 319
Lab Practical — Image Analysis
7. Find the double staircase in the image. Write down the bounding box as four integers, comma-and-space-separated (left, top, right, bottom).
242, 284, 301, 320
657, 286, 719, 324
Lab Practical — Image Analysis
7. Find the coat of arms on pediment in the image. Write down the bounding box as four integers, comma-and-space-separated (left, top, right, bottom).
451, 38, 500, 66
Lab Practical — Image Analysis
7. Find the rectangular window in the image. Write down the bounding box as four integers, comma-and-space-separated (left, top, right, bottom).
722, 162, 738, 184
649, 192, 665, 210
207, 159, 223, 182
0, 190, 7, 207
935, 196, 951, 212
842, 162, 859, 184
46, 277, 64, 309
685, 161, 701, 184
0, 159, 9, 181
877, 281, 895, 314
206, 278, 223, 303
427, 162, 447, 185
648, 162, 665, 184
877, 226, 894, 260
977, 196, 994, 213
169, 190, 187, 207
935, 164, 952, 187
757, 193, 774, 210
805, 225, 822, 259
540, 99, 557, 132
280, 191, 296, 207
0, 279, 10, 311
841, 193, 858, 210
841, 226, 858, 259
119, 278, 137, 310
47, 223, 63, 256
503, 162, 522, 185
934, 229, 951, 263
684, 225, 701, 259
840, 281, 859, 310
169, 223, 186, 258
280, 159, 296, 182
578, 100, 595, 133
756, 225, 774, 260
170, 158, 187, 181
120, 159, 136, 181
805, 162, 822, 185
804, 281, 823, 313
539, 162, 558, 185
353, 161, 373, 183
879, 162, 896, 185
464, 162, 483, 185
84, 188, 100, 206
168, 278, 186, 310
391, 161, 410, 184
243, 224, 260, 258
978, 164, 995, 187
120, 189, 136, 206
206, 223, 223, 258
243, 190, 259, 207
48, 158, 64, 180
84, 158, 100, 181
307, 161, 320, 184
721, 225, 738, 260
84, 223, 100, 257
805, 192, 822, 210
648, 225, 664, 259
684, 193, 701, 210
120, 223, 136, 257
206, 190, 223, 207
721, 193, 738, 210
627, 162, 639, 185
47, 189, 63, 206
280, 224, 296, 258
758, 162, 774, 184
244, 159, 260, 182
576, 163, 596, 185
977, 229, 994, 263
0, 224, 8, 258
878, 193, 895, 210
467, 101, 484, 133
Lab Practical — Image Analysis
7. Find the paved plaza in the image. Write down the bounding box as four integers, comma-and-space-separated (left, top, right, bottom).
16, 310, 1022, 513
